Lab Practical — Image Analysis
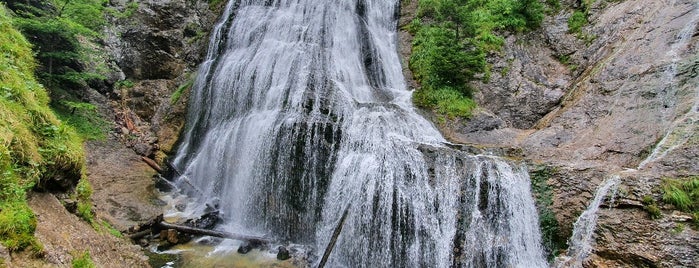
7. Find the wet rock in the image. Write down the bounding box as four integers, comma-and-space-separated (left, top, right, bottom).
184, 211, 221, 230
237, 241, 253, 254
63, 199, 78, 214
276, 246, 291, 260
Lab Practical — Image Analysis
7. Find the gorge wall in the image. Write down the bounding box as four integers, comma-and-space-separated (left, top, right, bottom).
4, 0, 695, 266
398, 0, 699, 266
105, 0, 699, 266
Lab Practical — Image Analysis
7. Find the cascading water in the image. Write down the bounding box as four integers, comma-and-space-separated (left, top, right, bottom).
170, 0, 546, 267
553, 175, 620, 268
638, 1, 699, 169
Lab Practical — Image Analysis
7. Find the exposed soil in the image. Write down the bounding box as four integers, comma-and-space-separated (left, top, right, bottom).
85, 138, 163, 231
3, 192, 149, 268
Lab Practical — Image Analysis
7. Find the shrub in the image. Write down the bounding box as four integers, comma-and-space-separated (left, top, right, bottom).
410, 0, 552, 118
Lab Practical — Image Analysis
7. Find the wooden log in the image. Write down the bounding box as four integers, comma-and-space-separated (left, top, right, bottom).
317, 204, 351, 268
141, 156, 163, 174
129, 229, 152, 240
157, 221, 269, 245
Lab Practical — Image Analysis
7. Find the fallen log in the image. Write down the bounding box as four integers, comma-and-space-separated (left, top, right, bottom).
141, 156, 163, 174
317, 204, 351, 268
129, 229, 152, 240
157, 221, 270, 245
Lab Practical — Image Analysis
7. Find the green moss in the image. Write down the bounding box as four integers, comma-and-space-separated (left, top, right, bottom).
171, 76, 194, 104
74, 176, 94, 224
71, 250, 96, 268
0, 4, 85, 252
529, 165, 565, 261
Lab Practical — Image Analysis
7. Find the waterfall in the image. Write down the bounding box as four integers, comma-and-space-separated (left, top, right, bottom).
554, 175, 620, 268
170, 0, 546, 267
638, 1, 699, 169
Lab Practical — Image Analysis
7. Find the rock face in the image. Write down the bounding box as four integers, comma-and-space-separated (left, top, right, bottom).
401, 0, 699, 267
104, 0, 221, 162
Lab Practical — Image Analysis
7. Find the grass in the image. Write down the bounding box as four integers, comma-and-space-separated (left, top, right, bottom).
53, 100, 110, 141
0, 4, 85, 252
99, 220, 123, 238
71, 250, 96, 268
171, 76, 194, 104
662, 177, 699, 228
74, 176, 94, 224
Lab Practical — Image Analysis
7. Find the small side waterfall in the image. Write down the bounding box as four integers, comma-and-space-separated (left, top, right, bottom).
638, 2, 699, 169
553, 175, 620, 268
169, 0, 547, 267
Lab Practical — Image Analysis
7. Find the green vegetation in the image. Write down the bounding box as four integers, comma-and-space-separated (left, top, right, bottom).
672, 223, 685, 234
71, 250, 96, 268
566, 0, 597, 43
0, 4, 85, 252
74, 176, 94, 224
99, 220, 123, 238
8, 0, 111, 140
529, 165, 565, 261
106, 1, 139, 19
171, 76, 195, 104
409, 0, 551, 118
662, 177, 699, 228
641, 195, 662, 219
54, 101, 109, 141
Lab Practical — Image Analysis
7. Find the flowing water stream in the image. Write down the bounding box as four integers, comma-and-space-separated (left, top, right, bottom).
553, 176, 620, 268
638, 1, 699, 169
169, 0, 546, 267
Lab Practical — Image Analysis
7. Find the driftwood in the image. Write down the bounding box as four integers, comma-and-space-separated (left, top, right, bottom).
317, 205, 351, 268
141, 157, 163, 174
127, 214, 268, 245
158, 221, 269, 245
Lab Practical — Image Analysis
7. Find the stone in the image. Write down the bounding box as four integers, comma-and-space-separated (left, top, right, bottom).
0, 244, 9, 262
276, 246, 291, 260
237, 242, 253, 254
